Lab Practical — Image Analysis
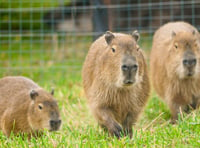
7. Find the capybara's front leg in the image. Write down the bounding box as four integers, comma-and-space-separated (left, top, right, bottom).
95, 107, 122, 138
190, 95, 200, 109
169, 102, 180, 124
1, 110, 13, 137
184, 96, 198, 113
122, 112, 137, 138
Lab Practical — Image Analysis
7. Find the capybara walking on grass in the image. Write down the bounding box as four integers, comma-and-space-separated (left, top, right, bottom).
150, 21, 200, 123
0, 76, 61, 137
82, 31, 150, 138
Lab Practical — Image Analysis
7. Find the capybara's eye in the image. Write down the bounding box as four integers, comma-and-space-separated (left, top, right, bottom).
111, 48, 115, 53
38, 104, 43, 110
174, 43, 178, 49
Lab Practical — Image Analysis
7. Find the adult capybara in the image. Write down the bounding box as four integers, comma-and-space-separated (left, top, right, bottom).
82, 31, 150, 138
0, 76, 61, 137
150, 21, 200, 123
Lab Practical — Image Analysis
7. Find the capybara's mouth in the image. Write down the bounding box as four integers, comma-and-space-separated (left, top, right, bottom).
49, 127, 60, 131
123, 79, 136, 86
49, 125, 60, 131
186, 71, 195, 77
123, 82, 134, 86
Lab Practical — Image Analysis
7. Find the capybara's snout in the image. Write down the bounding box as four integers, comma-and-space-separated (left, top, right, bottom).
49, 110, 61, 131
49, 119, 61, 131
182, 50, 197, 76
121, 55, 138, 85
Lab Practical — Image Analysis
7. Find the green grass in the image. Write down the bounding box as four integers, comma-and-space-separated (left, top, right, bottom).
0, 36, 199, 147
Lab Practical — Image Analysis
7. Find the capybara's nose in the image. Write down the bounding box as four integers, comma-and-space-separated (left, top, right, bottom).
183, 58, 197, 67
50, 119, 61, 130
121, 64, 138, 72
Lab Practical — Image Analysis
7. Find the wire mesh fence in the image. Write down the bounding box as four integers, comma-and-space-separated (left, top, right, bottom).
0, 0, 199, 79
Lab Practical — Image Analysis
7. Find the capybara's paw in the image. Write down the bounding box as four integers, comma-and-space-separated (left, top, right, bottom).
123, 128, 133, 138
111, 123, 123, 138
190, 102, 197, 110
170, 118, 177, 124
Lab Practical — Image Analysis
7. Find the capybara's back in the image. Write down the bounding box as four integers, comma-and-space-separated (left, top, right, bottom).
82, 31, 150, 138
150, 21, 200, 123
0, 76, 61, 137
0, 76, 37, 102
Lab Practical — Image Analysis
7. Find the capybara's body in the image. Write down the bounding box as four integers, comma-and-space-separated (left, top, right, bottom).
150, 21, 200, 123
0, 76, 61, 137
82, 31, 150, 138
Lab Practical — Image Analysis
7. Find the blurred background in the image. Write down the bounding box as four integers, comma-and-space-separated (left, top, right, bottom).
0, 0, 199, 84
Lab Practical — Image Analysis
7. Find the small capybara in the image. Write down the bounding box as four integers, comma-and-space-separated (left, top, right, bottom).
0, 76, 61, 137
82, 31, 150, 138
150, 21, 200, 123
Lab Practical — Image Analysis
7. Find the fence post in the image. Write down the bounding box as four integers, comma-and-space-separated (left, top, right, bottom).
90, 0, 109, 40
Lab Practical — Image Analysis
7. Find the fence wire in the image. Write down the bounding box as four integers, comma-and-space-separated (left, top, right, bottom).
0, 0, 199, 77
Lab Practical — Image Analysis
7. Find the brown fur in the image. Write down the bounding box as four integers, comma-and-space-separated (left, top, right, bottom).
0, 76, 61, 137
150, 21, 200, 123
82, 31, 150, 138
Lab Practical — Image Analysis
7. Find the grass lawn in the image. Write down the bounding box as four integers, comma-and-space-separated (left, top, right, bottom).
0, 35, 199, 147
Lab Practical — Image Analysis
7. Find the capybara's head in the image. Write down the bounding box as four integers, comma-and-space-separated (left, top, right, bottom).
28, 89, 61, 131
167, 30, 200, 79
104, 31, 142, 87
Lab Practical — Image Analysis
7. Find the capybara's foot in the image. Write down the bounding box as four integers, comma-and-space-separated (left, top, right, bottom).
110, 123, 123, 138
170, 119, 177, 124
123, 128, 133, 138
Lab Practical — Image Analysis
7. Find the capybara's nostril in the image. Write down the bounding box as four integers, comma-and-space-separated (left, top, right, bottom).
190, 59, 196, 66
132, 64, 138, 71
183, 58, 197, 67
183, 59, 188, 66
121, 64, 138, 71
121, 65, 128, 71
50, 120, 55, 127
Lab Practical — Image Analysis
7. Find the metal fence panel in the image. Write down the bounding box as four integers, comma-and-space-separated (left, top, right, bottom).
0, 0, 199, 78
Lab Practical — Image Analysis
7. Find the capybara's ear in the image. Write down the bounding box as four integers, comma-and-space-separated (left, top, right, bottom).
132, 30, 140, 42
105, 31, 115, 45
171, 31, 176, 38
51, 88, 54, 96
30, 90, 39, 100
192, 30, 196, 35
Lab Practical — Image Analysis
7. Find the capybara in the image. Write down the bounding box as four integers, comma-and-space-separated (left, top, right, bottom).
0, 76, 61, 137
150, 21, 200, 123
82, 31, 150, 138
